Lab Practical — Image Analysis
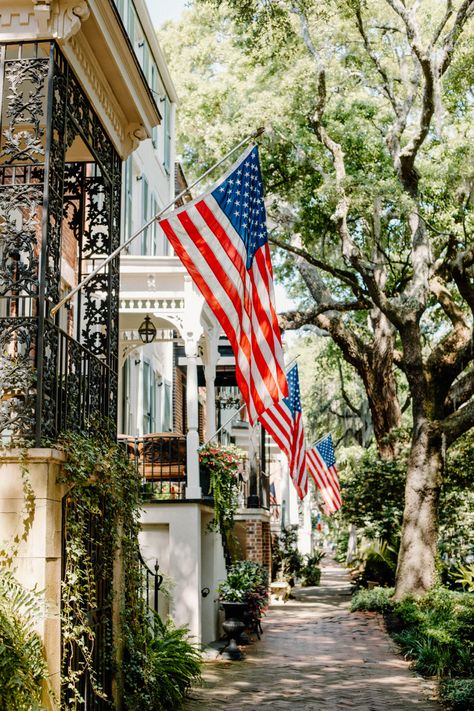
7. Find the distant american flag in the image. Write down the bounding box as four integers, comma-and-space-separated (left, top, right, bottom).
260, 364, 308, 499
159, 145, 287, 423
307, 434, 341, 514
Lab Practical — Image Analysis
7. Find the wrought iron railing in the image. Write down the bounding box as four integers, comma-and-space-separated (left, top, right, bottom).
119, 433, 187, 500
0, 307, 116, 442
138, 549, 163, 614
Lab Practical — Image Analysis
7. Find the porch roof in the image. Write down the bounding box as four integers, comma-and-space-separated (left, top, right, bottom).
0, 0, 162, 158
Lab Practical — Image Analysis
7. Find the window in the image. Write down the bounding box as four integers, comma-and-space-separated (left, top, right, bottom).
143, 360, 157, 434
151, 62, 159, 148
123, 156, 133, 243
163, 97, 172, 174
141, 176, 150, 254
122, 358, 130, 434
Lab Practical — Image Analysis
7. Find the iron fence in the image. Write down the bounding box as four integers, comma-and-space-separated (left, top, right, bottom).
0, 306, 114, 442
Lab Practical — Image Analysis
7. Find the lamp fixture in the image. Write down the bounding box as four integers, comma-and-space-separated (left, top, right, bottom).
138, 315, 157, 344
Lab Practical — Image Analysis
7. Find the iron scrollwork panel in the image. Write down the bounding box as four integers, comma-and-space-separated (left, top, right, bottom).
0, 318, 37, 439
0, 56, 48, 166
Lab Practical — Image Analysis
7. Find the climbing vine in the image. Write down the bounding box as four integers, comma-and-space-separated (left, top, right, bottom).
57, 427, 145, 709
199, 444, 243, 538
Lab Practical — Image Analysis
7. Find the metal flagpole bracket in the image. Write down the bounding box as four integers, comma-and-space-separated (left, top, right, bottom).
50, 127, 267, 318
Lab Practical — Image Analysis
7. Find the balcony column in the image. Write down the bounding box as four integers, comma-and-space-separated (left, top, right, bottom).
247, 422, 261, 508
185, 338, 202, 499
204, 363, 216, 441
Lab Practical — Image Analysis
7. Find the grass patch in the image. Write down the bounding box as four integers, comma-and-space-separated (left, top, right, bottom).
351, 586, 474, 710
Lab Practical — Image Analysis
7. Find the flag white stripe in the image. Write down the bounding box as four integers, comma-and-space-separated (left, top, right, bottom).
163, 207, 281, 418
307, 448, 341, 512
174, 199, 284, 407
260, 406, 292, 455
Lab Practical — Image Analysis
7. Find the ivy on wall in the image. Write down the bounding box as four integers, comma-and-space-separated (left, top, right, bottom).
58, 428, 145, 709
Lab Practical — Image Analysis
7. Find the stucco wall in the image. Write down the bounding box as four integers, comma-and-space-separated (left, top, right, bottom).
139, 502, 226, 645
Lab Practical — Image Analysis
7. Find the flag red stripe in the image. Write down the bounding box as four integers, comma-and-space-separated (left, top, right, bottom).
260, 402, 292, 453
197, 200, 285, 402
160, 209, 267, 419
254, 246, 288, 395
307, 448, 341, 512
181, 205, 270, 412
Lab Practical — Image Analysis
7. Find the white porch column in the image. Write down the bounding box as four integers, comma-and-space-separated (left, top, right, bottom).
185, 338, 202, 499
204, 363, 216, 440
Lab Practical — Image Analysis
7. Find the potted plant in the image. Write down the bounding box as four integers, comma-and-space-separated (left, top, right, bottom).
217, 560, 269, 626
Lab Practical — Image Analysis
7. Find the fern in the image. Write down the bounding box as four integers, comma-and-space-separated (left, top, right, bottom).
0, 570, 48, 710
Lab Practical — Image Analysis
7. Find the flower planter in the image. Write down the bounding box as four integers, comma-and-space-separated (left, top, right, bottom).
220, 601, 248, 622
199, 466, 212, 499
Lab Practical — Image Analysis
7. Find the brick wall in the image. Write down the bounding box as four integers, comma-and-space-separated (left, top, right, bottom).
243, 519, 271, 576
61, 206, 78, 279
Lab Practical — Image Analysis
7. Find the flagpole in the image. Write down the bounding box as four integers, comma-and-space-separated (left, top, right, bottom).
284, 354, 300, 370
198, 402, 247, 450
50, 127, 266, 318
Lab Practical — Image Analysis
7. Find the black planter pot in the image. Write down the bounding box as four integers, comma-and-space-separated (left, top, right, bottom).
220, 601, 248, 621
221, 617, 246, 660
200, 466, 212, 499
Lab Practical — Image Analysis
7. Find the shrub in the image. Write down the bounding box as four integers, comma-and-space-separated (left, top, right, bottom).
124, 614, 201, 711
271, 526, 304, 584
440, 679, 474, 711
350, 586, 395, 613
0, 570, 48, 710
352, 586, 474, 687
301, 550, 325, 587
351, 538, 398, 589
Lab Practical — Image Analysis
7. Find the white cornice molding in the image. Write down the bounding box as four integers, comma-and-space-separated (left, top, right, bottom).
87, 0, 161, 134
0, 0, 160, 158
64, 30, 127, 145
0, 1, 90, 40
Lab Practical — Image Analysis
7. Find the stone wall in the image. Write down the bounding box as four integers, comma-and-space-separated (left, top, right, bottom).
0, 448, 68, 708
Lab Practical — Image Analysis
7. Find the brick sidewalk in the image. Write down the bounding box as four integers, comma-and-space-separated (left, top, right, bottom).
185, 560, 440, 710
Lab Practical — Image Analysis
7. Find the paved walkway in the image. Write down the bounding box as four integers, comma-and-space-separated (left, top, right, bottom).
185, 560, 440, 710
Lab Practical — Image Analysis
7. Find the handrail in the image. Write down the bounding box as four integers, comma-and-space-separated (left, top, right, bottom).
138, 549, 163, 613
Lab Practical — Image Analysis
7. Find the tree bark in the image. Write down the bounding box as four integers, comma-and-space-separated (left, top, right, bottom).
394, 419, 443, 599
365, 310, 401, 458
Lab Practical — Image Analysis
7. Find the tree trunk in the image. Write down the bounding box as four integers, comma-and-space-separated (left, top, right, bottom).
393, 419, 443, 599
365, 310, 401, 458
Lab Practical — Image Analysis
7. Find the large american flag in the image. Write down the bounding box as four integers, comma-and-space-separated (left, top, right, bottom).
306, 434, 341, 514
260, 364, 308, 499
159, 145, 287, 423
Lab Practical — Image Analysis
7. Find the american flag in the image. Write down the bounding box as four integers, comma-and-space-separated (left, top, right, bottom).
260, 364, 308, 499
159, 145, 287, 423
306, 434, 341, 514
